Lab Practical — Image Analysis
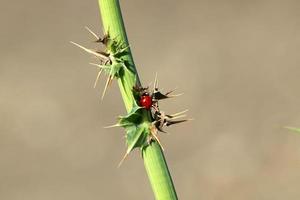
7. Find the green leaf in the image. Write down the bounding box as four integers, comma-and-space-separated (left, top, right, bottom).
126, 124, 147, 153
118, 105, 143, 127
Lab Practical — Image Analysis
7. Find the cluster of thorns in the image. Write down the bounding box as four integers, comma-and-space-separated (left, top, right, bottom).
72, 27, 190, 150
133, 77, 189, 138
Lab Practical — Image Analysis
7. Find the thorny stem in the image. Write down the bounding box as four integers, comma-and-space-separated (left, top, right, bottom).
98, 0, 139, 112
98, 0, 178, 199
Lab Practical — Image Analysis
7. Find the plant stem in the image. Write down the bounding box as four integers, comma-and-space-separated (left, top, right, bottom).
98, 0, 138, 112
143, 141, 178, 200
98, 0, 178, 199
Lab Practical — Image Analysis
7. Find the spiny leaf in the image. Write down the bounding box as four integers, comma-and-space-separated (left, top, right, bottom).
118, 124, 149, 167
118, 105, 143, 126
126, 124, 147, 153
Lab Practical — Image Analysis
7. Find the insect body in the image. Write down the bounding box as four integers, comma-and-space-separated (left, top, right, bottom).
139, 93, 153, 110
133, 75, 189, 133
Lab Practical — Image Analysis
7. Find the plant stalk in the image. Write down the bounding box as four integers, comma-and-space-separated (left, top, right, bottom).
98, 0, 178, 199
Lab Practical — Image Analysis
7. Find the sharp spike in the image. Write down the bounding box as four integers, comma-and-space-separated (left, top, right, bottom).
117, 152, 129, 168
166, 118, 193, 126
104, 124, 121, 129
167, 115, 187, 120
168, 93, 184, 97
93, 68, 103, 88
168, 110, 189, 117
150, 125, 165, 150
152, 134, 165, 151
89, 63, 111, 70
157, 126, 167, 133
89, 63, 103, 68
165, 87, 178, 95
108, 76, 113, 86
102, 75, 112, 100
85, 26, 100, 40
70, 41, 108, 60
154, 73, 158, 90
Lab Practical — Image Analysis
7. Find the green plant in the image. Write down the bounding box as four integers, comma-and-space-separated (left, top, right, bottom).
72, 0, 189, 199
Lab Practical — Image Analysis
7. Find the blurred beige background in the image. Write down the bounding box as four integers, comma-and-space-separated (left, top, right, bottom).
1, 0, 300, 199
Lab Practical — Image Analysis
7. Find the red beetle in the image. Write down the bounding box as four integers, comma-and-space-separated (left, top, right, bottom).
139, 93, 153, 110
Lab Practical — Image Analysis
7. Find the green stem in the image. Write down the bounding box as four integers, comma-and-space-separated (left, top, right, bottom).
143, 141, 178, 200
98, 0, 139, 112
98, 0, 178, 199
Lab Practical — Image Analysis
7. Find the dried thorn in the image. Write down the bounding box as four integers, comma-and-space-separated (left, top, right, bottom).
89, 62, 102, 68
102, 75, 112, 100
94, 68, 103, 88
150, 125, 165, 151
168, 93, 184, 97
96, 50, 110, 57
166, 119, 193, 126
154, 72, 158, 91
153, 91, 169, 100
167, 110, 189, 118
167, 115, 187, 120
104, 124, 121, 129
108, 76, 113, 86
153, 121, 167, 133
153, 134, 164, 151
165, 87, 179, 96
89, 63, 110, 70
70, 41, 108, 60
118, 151, 129, 168
85, 26, 100, 41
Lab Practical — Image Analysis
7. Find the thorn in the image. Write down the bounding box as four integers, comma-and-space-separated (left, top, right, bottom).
154, 73, 158, 90
93, 68, 103, 88
152, 134, 165, 151
169, 93, 184, 97
89, 63, 110, 70
157, 126, 167, 133
166, 118, 193, 126
165, 87, 178, 96
150, 125, 165, 151
167, 110, 189, 118
85, 26, 100, 40
117, 151, 129, 168
104, 124, 121, 129
168, 115, 187, 120
70, 41, 108, 60
108, 76, 113, 86
102, 75, 112, 100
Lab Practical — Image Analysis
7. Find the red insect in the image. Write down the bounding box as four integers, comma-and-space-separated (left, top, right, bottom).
139, 93, 153, 110
133, 75, 189, 133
